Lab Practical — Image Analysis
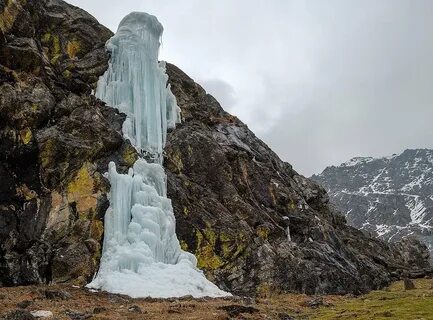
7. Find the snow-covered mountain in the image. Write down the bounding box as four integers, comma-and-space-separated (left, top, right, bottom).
312, 149, 433, 254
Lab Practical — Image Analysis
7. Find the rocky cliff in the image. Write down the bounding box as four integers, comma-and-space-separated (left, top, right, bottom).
312, 149, 433, 256
0, 0, 431, 296
0, 0, 137, 286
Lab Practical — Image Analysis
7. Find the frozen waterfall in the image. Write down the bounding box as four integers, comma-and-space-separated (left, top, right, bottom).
87, 12, 229, 298
95, 12, 180, 163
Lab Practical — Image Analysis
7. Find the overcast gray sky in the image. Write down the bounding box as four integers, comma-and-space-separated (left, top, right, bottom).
67, 0, 433, 176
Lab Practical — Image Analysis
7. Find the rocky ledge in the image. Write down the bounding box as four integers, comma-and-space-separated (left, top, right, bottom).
0, 0, 431, 296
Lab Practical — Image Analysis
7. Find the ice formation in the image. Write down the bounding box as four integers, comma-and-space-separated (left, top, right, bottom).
95, 12, 180, 162
88, 12, 229, 298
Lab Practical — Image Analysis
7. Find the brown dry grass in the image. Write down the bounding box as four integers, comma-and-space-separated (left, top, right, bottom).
0, 278, 432, 319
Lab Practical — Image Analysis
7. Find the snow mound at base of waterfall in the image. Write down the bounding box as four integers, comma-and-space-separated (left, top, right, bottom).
88, 261, 228, 298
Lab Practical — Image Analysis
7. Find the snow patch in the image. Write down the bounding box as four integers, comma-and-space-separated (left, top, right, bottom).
406, 196, 427, 224
375, 224, 392, 237
342, 157, 374, 167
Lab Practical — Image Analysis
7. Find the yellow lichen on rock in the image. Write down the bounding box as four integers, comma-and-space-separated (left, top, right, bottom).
90, 220, 104, 240
67, 163, 97, 217
187, 145, 193, 156
194, 228, 247, 271
40, 138, 54, 168
195, 228, 223, 271
288, 201, 296, 210
180, 240, 189, 251
183, 206, 189, 216
0, 0, 26, 33
66, 39, 80, 59
219, 232, 233, 258
123, 145, 138, 167
256, 226, 269, 240
41, 32, 51, 43
43, 34, 62, 64
169, 149, 184, 173
19, 127, 32, 144
62, 69, 71, 78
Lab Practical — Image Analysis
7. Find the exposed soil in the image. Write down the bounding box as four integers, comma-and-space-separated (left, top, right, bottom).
1, 279, 432, 319
0, 282, 328, 320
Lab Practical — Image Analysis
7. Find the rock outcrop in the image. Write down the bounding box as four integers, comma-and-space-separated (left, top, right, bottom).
0, 0, 431, 295
312, 149, 433, 256
0, 0, 137, 286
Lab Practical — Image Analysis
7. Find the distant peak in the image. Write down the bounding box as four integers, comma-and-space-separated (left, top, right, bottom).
341, 156, 374, 167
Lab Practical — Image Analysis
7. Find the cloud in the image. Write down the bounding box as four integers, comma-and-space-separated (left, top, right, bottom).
200, 79, 237, 110
66, 0, 433, 176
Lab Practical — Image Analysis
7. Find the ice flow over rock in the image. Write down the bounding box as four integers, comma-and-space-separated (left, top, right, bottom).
87, 12, 229, 298
95, 12, 180, 162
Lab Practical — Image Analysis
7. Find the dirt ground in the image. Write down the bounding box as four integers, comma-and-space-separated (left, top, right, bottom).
1, 279, 432, 319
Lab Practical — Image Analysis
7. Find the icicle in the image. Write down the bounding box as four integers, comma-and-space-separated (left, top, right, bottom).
283, 216, 291, 242
87, 12, 229, 298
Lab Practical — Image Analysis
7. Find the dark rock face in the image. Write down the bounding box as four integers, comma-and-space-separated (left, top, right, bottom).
164, 65, 431, 295
0, 0, 137, 286
0, 0, 431, 296
312, 149, 433, 255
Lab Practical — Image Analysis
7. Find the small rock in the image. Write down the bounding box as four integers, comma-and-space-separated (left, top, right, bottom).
241, 296, 256, 305
42, 290, 72, 300
3, 310, 35, 320
65, 310, 92, 320
0, 293, 6, 299
17, 300, 33, 309
93, 307, 106, 314
30, 311, 53, 318
217, 305, 259, 317
278, 313, 295, 320
404, 278, 416, 290
306, 296, 325, 308
127, 305, 142, 313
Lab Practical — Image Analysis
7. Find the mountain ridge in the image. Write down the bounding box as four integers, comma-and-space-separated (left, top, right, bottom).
313, 148, 433, 255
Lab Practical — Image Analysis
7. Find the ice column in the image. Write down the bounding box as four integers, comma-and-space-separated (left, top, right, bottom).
95, 12, 180, 162
88, 12, 229, 298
